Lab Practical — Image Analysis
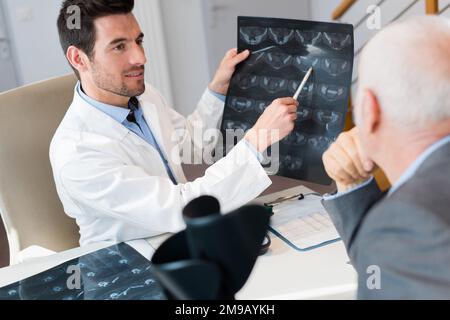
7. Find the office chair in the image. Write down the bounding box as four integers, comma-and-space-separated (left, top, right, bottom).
0, 74, 80, 265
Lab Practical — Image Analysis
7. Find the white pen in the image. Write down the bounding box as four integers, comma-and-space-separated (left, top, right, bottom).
251, 45, 276, 54
293, 67, 313, 100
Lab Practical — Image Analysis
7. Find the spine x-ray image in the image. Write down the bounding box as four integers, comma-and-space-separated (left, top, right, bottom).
220, 17, 354, 185
0, 244, 165, 300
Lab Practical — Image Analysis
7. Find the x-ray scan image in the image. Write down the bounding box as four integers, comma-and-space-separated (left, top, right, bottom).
313, 110, 343, 132
228, 96, 270, 115
318, 84, 347, 102
295, 30, 323, 46
323, 32, 352, 50
0, 244, 165, 300
292, 55, 321, 72
221, 17, 354, 184
228, 96, 254, 113
308, 136, 334, 152
269, 27, 295, 45
260, 76, 288, 94
280, 155, 304, 171
322, 58, 351, 77
224, 120, 252, 133
246, 52, 266, 67
265, 51, 293, 69
236, 74, 259, 90
240, 26, 268, 45
283, 132, 307, 146
296, 108, 312, 121
245, 50, 351, 77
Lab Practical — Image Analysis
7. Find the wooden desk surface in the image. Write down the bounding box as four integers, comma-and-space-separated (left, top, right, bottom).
182, 164, 336, 196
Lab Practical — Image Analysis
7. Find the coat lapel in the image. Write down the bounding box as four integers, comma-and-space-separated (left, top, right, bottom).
71, 89, 187, 184
138, 98, 187, 184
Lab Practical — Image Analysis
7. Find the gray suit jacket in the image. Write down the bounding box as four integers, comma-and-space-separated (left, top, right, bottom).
322, 142, 450, 299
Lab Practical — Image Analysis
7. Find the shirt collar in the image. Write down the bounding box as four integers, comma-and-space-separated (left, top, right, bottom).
75, 81, 132, 124
389, 135, 450, 196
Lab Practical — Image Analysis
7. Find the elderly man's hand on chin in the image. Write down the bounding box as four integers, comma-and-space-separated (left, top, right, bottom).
323, 127, 375, 193
208, 48, 250, 95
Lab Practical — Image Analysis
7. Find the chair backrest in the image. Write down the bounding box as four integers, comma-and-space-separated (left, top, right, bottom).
0, 74, 80, 264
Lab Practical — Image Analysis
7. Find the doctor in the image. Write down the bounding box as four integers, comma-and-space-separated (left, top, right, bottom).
51, 0, 299, 245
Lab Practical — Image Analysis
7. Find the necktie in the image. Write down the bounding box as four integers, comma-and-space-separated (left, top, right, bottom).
126, 97, 177, 184
127, 97, 142, 132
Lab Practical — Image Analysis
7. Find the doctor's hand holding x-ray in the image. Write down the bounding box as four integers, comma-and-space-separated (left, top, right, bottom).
51, 0, 299, 247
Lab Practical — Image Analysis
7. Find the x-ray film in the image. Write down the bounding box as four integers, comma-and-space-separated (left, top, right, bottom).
0, 243, 165, 300
220, 17, 354, 184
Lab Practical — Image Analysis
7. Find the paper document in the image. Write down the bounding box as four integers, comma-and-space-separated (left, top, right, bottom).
269, 194, 340, 251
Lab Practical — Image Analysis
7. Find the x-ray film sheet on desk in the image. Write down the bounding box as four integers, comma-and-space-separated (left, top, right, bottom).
269, 195, 340, 251
220, 17, 354, 184
0, 243, 166, 300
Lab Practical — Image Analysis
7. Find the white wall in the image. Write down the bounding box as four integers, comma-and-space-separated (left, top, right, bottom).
0, 0, 18, 92
159, 0, 311, 116
202, 0, 311, 79
160, 0, 211, 116
2, 0, 71, 86
310, 0, 342, 22
0, 0, 323, 111
309, 0, 443, 99
0, 0, 176, 101
441, 0, 450, 17
133, 0, 174, 107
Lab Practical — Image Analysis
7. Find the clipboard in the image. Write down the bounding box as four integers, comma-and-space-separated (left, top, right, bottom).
267, 193, 340, 251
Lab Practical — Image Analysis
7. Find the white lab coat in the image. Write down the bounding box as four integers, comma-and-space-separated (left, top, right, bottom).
50, 84, 272, 246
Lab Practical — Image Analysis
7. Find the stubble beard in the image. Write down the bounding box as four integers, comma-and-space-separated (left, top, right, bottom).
91, 63, 146, 98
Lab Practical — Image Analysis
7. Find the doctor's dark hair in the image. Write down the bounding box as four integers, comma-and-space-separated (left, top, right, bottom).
57, 0, 135, 80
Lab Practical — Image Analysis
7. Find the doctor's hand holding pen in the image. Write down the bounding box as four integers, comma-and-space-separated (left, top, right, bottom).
209, 48, 309, 153
245, 98, 299, 153
244, 67, 315, 153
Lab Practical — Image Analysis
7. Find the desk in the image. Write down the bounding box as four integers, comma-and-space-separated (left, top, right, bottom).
0, 165, 335, 268
0, 186, 357, 299
239, 186, 357, 299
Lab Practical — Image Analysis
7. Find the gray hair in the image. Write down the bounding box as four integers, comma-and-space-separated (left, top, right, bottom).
355, 16, 450, 128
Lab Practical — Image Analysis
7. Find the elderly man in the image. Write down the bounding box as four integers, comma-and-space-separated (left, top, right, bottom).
322, 16, 450, 299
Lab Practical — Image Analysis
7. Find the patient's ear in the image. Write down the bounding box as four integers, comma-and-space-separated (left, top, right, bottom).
66, 46, 88, 73
361, 89, 381, 135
